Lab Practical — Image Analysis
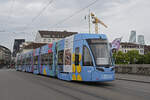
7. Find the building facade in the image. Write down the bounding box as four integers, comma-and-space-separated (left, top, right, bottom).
0, 45, 11, 66
119, 42, 144, 55
144, 45, 150, 54
35, 30, 77, 43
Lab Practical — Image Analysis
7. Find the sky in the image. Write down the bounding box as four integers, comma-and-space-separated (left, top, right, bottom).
0, 0, 150, 51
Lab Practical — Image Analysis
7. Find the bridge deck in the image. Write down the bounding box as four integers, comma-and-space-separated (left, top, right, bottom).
116, 73, 150, 83
0, 69, 150, 100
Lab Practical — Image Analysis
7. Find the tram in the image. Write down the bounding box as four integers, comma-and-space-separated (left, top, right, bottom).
16, 33, 115, 82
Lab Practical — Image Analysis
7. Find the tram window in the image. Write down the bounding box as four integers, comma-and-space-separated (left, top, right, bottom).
49, 53, 53, 65
36, 56, 38, 65
22, 59, 24, 65
29, 58, 30, 64
24, 58, 26, 65
49, 53, 53, 70
44, 54, 48, 65
43, 54, 46, 65
24, 59, 25, 65
83, 46, 93, 66
34, 56, 38, 65
20, 60, 21, 65
26, 58, 28, 65
75, 47, 80, 65
65, 49, 71, 65
27, 56, 29, 65
41, 55, 44, 65
28, 57, 31, 65
58, 50, 64, 65
25, 58, 27, 65
33, 57, 35, 65
20, 59, 22, 66
17, 60, 19, 66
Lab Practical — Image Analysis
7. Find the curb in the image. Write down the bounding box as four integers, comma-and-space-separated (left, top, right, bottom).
116, 78, 150, 84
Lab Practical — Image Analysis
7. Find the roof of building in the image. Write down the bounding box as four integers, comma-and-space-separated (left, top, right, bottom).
0, 45, 11, 54
120, 42, 144, 48
22, 42, 47, 49
38, 30, 78, 38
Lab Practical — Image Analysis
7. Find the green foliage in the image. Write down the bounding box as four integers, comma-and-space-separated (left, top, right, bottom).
144, 52, 150, 64
127, 50, 139, 64
113, 50, 150, 64
113, 51, 129, 64
136, 54, 144, 64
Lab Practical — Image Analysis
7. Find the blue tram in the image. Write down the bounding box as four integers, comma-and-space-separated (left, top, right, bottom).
33, 48, 40, 74
16, 33, 115, 82
16, 54, 23, 71
40, 43, 56, 76
26, 50, 33, 73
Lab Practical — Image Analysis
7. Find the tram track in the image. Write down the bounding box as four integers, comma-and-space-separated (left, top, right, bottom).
17, 72, 110, 100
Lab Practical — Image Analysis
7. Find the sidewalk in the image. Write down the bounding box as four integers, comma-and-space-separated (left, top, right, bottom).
115, 73, 150, 83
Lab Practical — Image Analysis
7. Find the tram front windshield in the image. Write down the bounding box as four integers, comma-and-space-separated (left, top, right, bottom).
88, 39, 111, 66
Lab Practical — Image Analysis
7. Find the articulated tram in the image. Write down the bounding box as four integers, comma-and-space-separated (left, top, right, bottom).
16, 33, 115, 82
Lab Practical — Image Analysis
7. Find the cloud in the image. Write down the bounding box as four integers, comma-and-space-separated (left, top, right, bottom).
0, 0, 150, 50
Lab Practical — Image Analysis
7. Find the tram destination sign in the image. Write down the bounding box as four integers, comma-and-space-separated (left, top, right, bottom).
87, 39, 107, 44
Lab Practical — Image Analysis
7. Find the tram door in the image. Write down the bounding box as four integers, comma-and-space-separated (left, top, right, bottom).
73, 40, 83, 81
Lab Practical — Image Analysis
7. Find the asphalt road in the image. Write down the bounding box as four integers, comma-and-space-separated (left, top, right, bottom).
0, 69, 150, 100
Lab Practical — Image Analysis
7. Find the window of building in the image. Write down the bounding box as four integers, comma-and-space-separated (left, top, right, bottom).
52, 35, 55, 38
43, 38, 47, 42
82, 46, 93, 66
48, 39, 51, 42
125, 49, 126, 53
140, 50, 144, 53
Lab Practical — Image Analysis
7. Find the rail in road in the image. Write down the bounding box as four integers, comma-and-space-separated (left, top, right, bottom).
0, 69, 150, 100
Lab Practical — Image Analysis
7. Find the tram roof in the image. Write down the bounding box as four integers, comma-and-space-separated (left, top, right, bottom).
74, 33, 107, 40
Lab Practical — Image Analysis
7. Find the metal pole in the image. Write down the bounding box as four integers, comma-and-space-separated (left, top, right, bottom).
88, 9, 91, 34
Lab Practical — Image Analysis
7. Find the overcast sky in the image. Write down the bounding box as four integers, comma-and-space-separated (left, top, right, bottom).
0, 0, 150, 51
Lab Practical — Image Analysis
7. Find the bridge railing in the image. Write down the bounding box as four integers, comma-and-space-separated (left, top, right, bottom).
115, 64, 150, 76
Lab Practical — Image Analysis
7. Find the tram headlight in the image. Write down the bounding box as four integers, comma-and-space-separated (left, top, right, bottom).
111, 67, 115, 71
96, 67, 104, 72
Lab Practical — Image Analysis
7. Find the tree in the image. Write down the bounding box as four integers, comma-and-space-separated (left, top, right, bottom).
136, 54, 144, 64
113, 51, 129, 64
127, 50, 139, 64
144, 52, 150, 64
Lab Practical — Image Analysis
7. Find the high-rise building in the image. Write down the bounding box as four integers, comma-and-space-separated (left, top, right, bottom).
129, 30, 136, 43
138, 35, 145, 45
